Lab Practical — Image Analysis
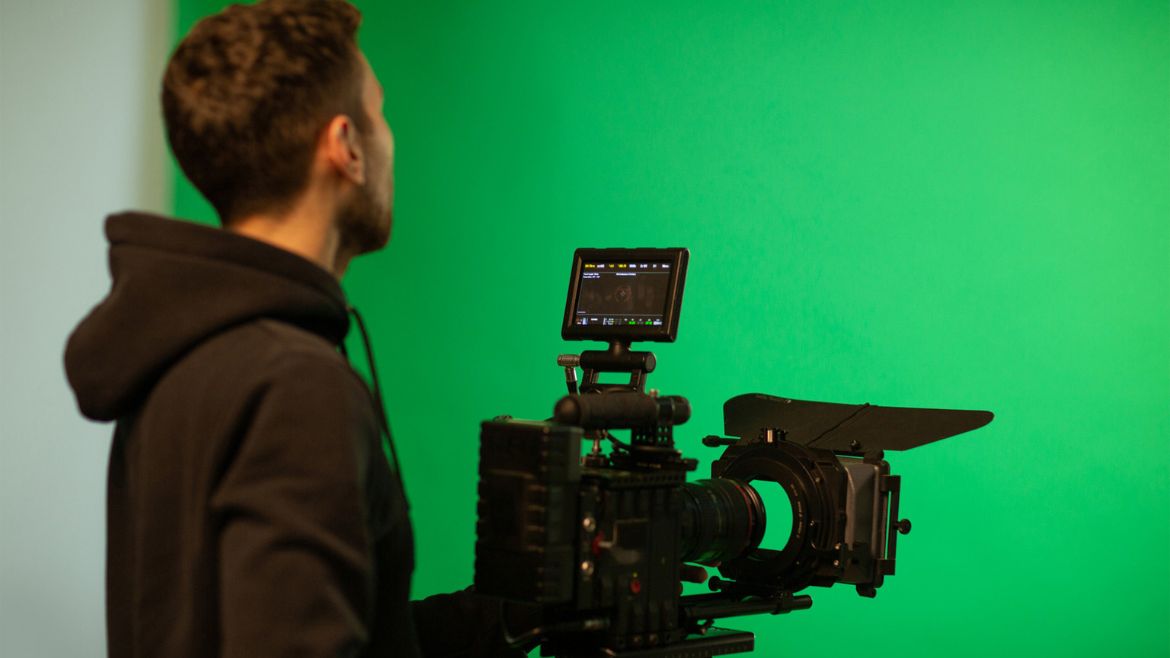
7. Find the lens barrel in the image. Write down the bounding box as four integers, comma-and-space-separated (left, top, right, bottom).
680, 478, 766, 566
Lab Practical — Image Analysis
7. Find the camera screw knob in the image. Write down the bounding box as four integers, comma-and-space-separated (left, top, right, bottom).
582, 515, 596, 533
580, 561, 595, 578
895, 519, 912, 535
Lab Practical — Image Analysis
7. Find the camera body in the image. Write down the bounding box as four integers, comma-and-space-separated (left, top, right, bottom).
477, 419, 695, 652
474, 248, 993, 657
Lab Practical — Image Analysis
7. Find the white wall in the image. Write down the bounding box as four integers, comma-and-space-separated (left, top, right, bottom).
0, 1, 171, 654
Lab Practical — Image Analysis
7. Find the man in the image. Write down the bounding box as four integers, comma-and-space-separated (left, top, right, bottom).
65, 1, 523, 656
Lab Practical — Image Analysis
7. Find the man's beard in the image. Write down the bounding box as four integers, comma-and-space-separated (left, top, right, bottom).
338, 178, 392, 256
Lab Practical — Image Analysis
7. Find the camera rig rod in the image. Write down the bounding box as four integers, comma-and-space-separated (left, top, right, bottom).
680, 591, 813, 623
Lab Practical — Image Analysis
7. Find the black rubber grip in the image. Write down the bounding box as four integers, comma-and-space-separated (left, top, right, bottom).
554, 393, 690, 429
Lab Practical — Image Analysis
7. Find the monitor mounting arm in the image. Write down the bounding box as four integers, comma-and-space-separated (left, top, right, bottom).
560, 340, 656, 394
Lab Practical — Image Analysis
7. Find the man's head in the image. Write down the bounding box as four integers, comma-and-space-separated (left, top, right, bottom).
162, 0, 392, 254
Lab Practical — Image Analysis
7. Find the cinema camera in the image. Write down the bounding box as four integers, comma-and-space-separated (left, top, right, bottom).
475, 248, 993, 657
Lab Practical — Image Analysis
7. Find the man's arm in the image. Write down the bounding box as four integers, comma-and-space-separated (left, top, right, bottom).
210, 354, 379, 658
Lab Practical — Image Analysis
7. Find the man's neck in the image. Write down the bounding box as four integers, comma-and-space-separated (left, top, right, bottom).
227, 202, 350, 278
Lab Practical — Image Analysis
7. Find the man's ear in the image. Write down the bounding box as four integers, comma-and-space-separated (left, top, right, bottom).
322, 114, 365, 185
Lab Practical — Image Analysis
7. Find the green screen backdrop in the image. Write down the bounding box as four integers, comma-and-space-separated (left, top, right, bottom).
173, 2, 1169, 656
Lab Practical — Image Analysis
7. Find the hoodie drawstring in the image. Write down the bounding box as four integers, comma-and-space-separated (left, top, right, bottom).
346, 305, 404, 481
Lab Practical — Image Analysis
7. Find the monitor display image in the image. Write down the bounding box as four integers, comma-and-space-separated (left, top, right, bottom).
573, 260, 673, 329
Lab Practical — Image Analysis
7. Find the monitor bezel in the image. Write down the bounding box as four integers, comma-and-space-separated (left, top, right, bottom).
561, 247, 689, 343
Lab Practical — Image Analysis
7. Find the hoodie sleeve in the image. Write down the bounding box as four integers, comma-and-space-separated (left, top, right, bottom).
209, 353, 380, 658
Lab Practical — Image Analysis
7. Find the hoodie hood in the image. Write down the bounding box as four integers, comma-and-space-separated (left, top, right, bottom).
65, 212, 350, 421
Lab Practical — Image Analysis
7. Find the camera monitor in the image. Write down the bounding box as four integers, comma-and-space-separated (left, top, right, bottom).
562, 248, 689, 343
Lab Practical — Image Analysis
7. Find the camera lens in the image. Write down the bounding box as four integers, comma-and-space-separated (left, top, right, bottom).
679, 478, 766, 565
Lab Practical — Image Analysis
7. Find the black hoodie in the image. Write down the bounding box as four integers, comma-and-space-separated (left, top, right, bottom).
65, 213, 519, 658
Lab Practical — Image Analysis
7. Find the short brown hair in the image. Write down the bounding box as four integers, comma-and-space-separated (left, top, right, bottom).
162, 0, 367, 222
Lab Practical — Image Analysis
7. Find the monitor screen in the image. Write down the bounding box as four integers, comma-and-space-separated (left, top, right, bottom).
573, 260, 673, 329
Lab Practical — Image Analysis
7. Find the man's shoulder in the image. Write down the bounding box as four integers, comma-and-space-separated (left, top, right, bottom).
173, 319, 360, 393
209, 318, 341, 362
143, 318, 377, 442
232, 317, 334, 345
